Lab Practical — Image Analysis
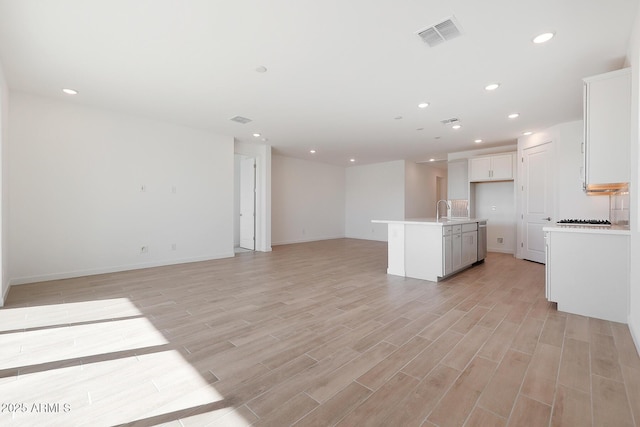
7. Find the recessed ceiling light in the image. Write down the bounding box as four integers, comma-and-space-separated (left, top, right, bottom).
452, 124, 462, 130
474, 139, 483, 143
350, 158, 356, 163
310, 149, 316, 154
255, 65, 268, 73
522, 131, 533, 136
533, 32, 554, 44
62, 88, 78, 95
252, 133, 261, 137
429, 158, 435, 162
485, 83, 500, 91
508, 113, 520, 119
418, 102, 430, 109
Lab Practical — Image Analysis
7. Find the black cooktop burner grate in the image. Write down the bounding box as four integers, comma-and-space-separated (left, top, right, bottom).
556, 219, 611, 225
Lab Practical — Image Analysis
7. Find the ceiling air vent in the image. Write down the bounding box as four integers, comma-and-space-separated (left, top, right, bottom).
417, 16, 462, 48
440, 118, 459, 125
230, 116, 252, 124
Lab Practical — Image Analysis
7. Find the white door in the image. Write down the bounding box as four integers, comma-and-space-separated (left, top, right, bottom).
522, 142, 553, 263
239, 157, 256, 250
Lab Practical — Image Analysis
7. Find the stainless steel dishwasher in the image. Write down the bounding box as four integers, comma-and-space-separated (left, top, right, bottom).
477, 221, 487, 262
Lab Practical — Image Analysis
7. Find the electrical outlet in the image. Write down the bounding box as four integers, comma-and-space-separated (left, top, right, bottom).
497, 237, 503, 244
140, 246, 148, 254
171, 243, 177, 251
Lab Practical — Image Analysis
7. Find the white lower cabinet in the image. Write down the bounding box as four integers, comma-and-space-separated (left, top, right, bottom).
462, 224, 478, 266
443, 223, 477, 277
544, 228, 629, 323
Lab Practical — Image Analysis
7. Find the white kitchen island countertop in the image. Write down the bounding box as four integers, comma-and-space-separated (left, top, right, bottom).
372, 217, 485, 225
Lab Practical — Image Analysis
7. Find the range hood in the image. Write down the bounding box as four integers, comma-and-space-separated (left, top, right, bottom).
585, 182, 629, 196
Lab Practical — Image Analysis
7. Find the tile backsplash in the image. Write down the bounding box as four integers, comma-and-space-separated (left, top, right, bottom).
449, 199, 470, 218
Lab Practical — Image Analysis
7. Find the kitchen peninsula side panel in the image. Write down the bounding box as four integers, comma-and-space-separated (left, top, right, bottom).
545, 227, 629, 323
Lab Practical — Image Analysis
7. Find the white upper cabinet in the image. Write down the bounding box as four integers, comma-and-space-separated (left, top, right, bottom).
469, 153, 515, 182
583, 68, 631, 185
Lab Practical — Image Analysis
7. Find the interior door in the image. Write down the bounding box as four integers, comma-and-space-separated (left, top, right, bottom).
522, 142, 553, 263
239, 157, 256, 250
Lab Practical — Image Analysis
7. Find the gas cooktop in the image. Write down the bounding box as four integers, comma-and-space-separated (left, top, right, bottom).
556, 219, 611, 226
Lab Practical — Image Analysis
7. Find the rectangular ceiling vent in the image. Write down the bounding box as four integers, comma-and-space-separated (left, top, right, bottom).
230, 115, 252, 124
440, 117, 459, 125
417, 16, 462, 48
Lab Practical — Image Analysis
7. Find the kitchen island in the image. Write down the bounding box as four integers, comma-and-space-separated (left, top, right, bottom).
372, 218, 486, 282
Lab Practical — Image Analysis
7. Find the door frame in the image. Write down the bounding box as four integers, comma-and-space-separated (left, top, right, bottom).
234, 141, 272, 252
238, 155, 256, 250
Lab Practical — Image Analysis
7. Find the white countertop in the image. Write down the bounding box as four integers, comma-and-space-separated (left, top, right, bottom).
372, 218, 485, 226
543, 224, 630, 235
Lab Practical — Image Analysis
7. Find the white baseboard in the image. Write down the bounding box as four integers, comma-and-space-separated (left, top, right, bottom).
487, 248, 516, 255
0, 283, 9, 307
8, 252, 235, 287
628, 315, 640, 357
272, 235, 345, 246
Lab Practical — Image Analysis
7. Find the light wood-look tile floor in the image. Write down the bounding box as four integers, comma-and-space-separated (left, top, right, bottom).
1, 238, 639, 426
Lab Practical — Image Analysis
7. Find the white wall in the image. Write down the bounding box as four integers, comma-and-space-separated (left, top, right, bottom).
274, 158, 441, 244
405, 162, 445, 219
448, 145, 518, 253
448, 145, 518, 161
345, 160, 405, 241
627, 5, 640, 353
516, 121, 610, 260
0, 63, 8, 305
517, 122, 609, 220
475, 181, 516, 253
9, 92, 235, 285
271, 155, 345, 245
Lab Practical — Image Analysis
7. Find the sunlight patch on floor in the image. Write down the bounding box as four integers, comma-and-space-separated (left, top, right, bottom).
0, 317, 168, 370
1, 350, 226, 425
0, 298, 143, 331
0, 299, 246, 426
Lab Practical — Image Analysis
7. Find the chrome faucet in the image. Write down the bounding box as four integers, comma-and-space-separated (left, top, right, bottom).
436, 199, 451, 222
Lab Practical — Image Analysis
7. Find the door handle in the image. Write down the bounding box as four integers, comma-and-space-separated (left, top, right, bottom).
543, 217, 551, 221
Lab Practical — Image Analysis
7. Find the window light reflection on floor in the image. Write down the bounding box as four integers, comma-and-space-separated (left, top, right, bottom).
0, 298, 244, 426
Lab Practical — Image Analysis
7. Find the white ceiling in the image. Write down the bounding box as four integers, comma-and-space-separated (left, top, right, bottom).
0, 1, 637, 166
